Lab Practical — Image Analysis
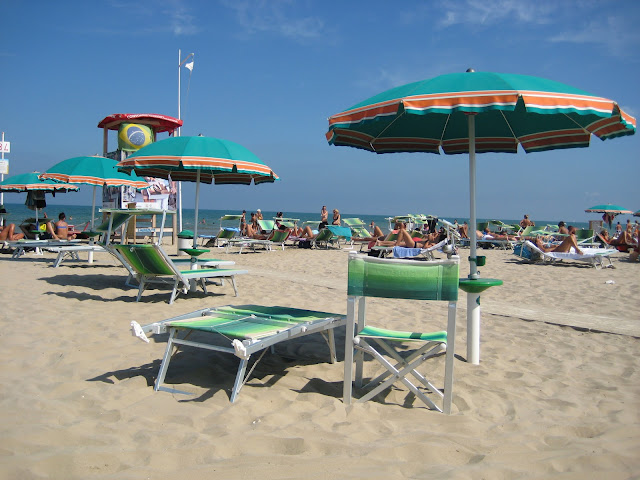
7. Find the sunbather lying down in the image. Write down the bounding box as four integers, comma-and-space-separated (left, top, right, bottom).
535, 229, 583, 255
476, 228, 517, 241
375, 222, 440, 249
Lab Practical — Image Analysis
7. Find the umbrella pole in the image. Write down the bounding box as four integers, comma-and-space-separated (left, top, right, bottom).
467, 114, 481, 365
192, 171, 200, 250
88, 186, 97, 263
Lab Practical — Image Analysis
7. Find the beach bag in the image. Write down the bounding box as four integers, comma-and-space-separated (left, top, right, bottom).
298, 240, 312, 249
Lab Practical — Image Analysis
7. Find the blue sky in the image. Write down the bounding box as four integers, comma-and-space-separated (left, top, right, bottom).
1, 0, 638, 223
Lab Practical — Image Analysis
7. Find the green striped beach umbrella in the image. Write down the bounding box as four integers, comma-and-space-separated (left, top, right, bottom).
585, 204, 633, 227
0, 171, 80, 192
326, 70, 636, 364
40, 156, 149, 231
118, 135, 279, 248
0, 172, 80, 227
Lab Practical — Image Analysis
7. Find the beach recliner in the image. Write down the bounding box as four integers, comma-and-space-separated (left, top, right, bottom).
391, 238, 449, 260
343, 252, 459, 413
312, 227, 337, 249
520, 240, 617, 269
110, 243, 248, 303
131, 304, 347, 403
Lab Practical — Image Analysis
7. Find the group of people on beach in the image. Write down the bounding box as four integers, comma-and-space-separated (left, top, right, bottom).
238, 205, 346, 241
0, 212, 76, 242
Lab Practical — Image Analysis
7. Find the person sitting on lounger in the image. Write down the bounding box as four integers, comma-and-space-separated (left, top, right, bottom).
54, 212, 76, 240
535, 226, 583, 254
0, 223, 25, 241
597, 226, 637, 248
557, 221, 569, 235
332, 209, 341, 225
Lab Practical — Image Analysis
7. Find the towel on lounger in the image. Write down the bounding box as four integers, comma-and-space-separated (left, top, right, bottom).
393, 246, 423, 258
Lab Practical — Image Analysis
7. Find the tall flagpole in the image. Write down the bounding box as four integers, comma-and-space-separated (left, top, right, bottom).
177, 49, 195, 233
177, 49, 183, 232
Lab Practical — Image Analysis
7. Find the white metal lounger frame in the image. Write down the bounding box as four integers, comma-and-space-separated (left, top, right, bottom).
132, 305, 347, 402
522, 240, 617, 269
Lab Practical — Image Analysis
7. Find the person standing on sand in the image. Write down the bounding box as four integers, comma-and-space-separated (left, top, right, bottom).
319, 205, 328, 230
520, 214, 535, 228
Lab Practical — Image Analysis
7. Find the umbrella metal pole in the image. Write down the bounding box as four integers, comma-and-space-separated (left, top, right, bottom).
189, 171, 201, 292
88, 186, 97, 263
467, 114, 481, 365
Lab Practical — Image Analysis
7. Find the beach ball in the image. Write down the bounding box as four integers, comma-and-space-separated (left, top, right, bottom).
118, 123, 154, 151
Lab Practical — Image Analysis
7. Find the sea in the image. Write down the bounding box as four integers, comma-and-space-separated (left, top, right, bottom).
0, 202, 595, 235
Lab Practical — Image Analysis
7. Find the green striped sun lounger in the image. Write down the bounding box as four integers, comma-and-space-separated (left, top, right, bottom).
110, 243, 248, 304
131, 304, 347, 402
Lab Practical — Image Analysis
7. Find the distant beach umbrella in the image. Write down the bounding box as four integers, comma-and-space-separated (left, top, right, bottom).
117, 135, 279, 249
0, 171, 79, 228
585, 204, 633, 227
327, 70, 636, 364
40, 156, 149, 231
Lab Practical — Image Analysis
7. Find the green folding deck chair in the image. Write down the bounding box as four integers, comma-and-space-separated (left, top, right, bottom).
343, 252, 459, 413
131, 304, 347, 402
110, 243, 248, 304
312, 227, 337, 248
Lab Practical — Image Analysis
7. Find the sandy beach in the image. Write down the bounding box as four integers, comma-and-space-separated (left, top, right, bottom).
0, 244, 638, 479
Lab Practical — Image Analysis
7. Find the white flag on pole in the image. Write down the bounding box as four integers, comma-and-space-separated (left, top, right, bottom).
185, 61, 194, 71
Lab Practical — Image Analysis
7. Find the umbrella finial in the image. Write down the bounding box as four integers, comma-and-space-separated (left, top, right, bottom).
466, 68, 475, 73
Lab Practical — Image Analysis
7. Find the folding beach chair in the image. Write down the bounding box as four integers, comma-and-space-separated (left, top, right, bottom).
131, 304, 347, 402
110, 243, 248, 303
343, 252, 459, 413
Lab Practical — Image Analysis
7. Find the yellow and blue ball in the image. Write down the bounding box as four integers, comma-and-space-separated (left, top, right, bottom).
118, 123, 154, 151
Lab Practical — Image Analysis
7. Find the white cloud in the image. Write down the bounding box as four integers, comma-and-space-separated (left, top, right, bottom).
435, 0, 556, 28
222, 0, 325, 41
549, 15, 640, 58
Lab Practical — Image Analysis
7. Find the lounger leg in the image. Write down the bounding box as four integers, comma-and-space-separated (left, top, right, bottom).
136, 279, 146, 302
327, 329, 337, 364
230, 276, 239, 296
230, 358, 249, 403
169, 279, 180, 304
53, 252, 65, 268
155, 328, 177, 391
